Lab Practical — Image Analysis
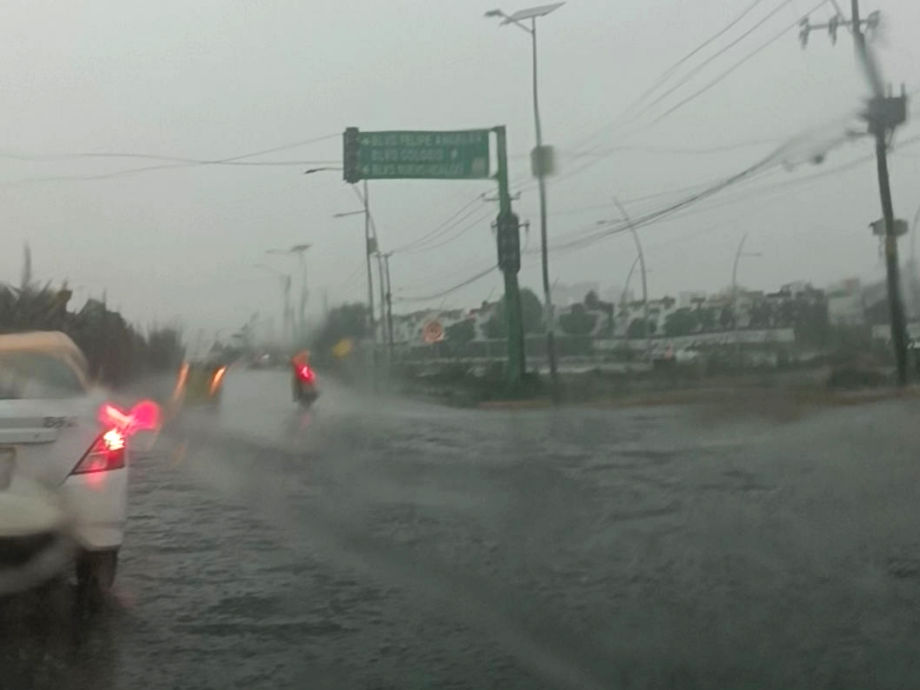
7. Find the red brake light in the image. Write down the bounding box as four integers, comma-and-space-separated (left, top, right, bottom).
72, 429, 126, 475
103, 428, 126, 452
98, 400, 161, 436
297, 365, 315, 383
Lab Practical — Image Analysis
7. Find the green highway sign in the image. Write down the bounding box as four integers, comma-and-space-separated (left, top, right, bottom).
343, 128, 490, 182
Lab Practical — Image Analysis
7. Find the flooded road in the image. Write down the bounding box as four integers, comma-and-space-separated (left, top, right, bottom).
4, 369, 920, 689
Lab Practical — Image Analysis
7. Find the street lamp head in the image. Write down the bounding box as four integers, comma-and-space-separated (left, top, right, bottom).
504, 2, 564, 23
484, 9, 505, 18
304, 166, 343, 175
290, 243, 312, 253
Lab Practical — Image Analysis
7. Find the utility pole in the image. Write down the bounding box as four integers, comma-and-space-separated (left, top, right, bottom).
493, 125, 526, 385
362, 180, 376, 340
382, 252, 395, 363
375, 251, 388, 367
802, 0, 909, 384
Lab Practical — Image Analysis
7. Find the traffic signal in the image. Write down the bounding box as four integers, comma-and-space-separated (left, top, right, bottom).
343, 127, 361, 183
496, 212, 521, 274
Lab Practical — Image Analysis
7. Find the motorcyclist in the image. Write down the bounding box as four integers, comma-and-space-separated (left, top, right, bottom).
290, 348, 313, 400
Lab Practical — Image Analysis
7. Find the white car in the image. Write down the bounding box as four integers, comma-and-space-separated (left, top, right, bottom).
0, 331, 137, 600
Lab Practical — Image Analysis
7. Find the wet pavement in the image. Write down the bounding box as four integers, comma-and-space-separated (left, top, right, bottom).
3, 369, 920, 689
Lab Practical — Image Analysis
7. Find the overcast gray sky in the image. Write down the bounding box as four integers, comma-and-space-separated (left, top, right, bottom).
1, 0, 918, 336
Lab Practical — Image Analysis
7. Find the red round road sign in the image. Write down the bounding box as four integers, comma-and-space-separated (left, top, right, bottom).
422, 320, 444, 344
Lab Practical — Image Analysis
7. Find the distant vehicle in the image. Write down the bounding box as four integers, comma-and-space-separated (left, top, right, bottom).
248, 351, 281, 369
0, 331, 157, 600
174, 358, 228, 408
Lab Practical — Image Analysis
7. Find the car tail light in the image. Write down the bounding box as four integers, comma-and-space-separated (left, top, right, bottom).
209, 366, 227, 395
72, 429, 126, 475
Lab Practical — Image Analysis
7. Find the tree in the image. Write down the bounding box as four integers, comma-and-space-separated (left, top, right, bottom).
584, 290, 614, 336
748, 300, 774, 329
627, 318, 655, 339
585, 290, 600, 310
445, 318, 475, 346
794, 295, 829, 347
484, 288, 543, 338
147, 327, 185, 371
697, 307, 716, 332
312, 302, 369, 354
664, 307, 698, 337
559, 303, 597, 336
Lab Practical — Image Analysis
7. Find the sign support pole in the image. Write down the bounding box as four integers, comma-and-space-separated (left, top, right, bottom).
493, 126, 525, 386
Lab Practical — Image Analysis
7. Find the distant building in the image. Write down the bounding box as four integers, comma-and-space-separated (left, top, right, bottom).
553, 282, 598, 307
827, 278, 865, 326
678, 291, 707, 310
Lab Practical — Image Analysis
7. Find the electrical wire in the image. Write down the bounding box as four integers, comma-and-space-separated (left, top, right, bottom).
548, 1, 827, 189
568, 0, 781, 154
627, 0, 798, 128
621, 0, 770, 121
398, 266, 496, 303
391, 130, 920, 307
540, 130, 920, 259
402, 207, 496, 255
390, 191, 492, 254
650, 0, 830, 126
0, 133, 340, 186
396, 199, 488, 253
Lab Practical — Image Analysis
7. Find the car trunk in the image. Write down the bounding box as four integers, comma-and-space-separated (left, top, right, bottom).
0, 398, 99, 487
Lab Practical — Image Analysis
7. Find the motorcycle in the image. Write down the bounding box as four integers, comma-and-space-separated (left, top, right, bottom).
292, 363, 319, 408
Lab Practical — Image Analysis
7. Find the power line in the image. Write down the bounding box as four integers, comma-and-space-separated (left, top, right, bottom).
402, 207, 495, 255
627, 0, 798, 128
564, 138, 780, 159
538, 130, 920, 260
616, 0, 772, 129
0, 133, 339, 186
547, 2, 826, 190
546, 149, 787, 253
0, 152, 340, 167
390, 191, 491, 253
650, 0, 830, 126
569, 0, 780, 154
398, 266, 496, 303
395, 198, 487, 253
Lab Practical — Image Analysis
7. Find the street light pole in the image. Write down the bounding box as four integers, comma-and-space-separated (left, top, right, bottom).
382, 252, 395, 362
255, 263, 293, 348
305, 165, 377, 339
486, 2, 563, 397
267, 244, 311, 344
333, 182, 378, 387
611, 198, 650, 363
530, 18, 559, 398
731, 234, 762, 369
290, 244, 311, 343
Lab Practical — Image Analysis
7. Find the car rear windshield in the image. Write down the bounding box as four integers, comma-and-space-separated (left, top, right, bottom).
0, 351, 86, 399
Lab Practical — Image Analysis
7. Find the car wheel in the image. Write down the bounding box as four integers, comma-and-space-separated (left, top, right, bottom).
76, 550, 117, 607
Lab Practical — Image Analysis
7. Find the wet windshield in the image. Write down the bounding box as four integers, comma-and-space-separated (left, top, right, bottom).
2, 1, 920, 689
0, 352, 86, 399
